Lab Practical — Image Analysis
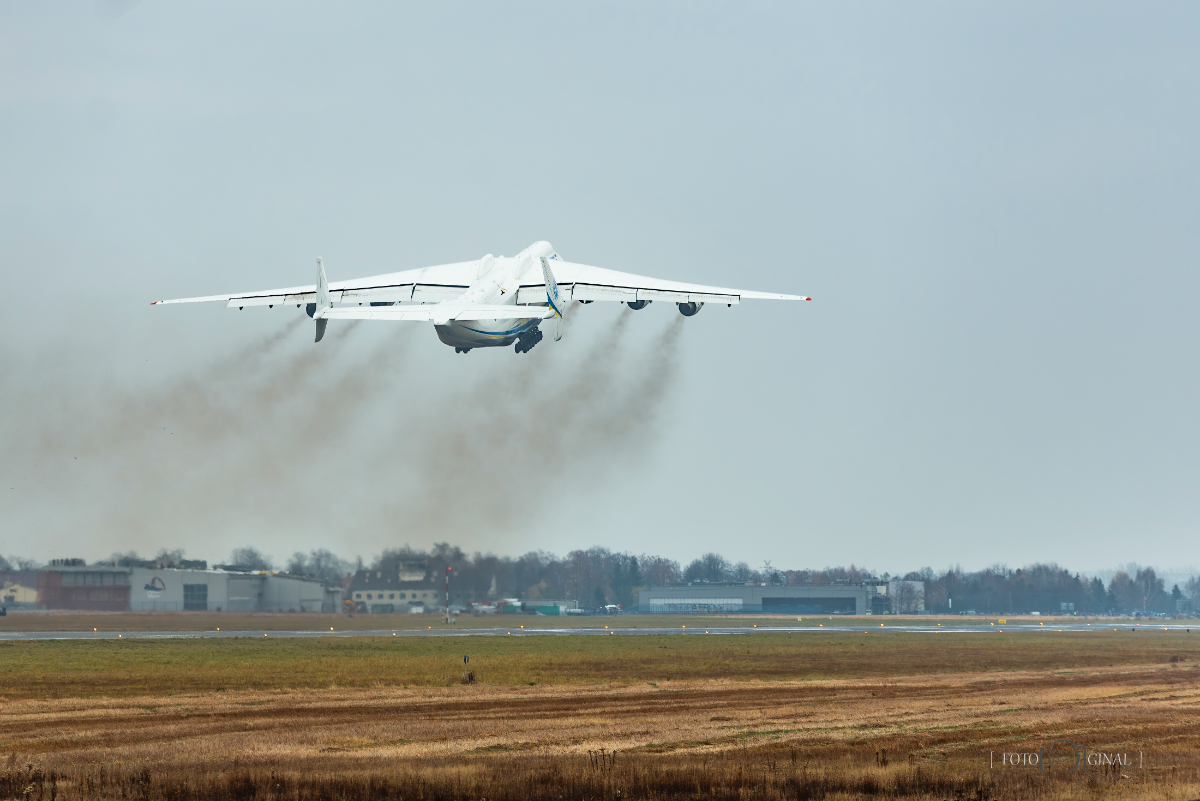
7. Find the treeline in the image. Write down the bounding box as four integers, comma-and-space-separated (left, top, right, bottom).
356, 549, 1195, 615
106, 547, 353, 585
0, 555, 38, 572
17, 546, 1200, 616
374, 544, 680, 610
306, 546, 1198, 615
918, 564, 1195, 615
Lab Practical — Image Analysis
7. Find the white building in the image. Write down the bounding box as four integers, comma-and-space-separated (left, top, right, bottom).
38, 564, 342, 612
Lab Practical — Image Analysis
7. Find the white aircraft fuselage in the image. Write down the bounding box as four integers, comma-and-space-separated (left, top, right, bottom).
433, 241, 558, 351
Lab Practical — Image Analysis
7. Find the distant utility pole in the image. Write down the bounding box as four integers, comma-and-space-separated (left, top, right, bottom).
443, 566, 455, 624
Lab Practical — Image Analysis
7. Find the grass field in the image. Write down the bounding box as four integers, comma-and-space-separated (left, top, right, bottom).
2, 629, 1198, 799
0, 630, 1196, 699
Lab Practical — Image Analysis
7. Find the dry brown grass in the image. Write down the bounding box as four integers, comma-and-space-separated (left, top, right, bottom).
2, 631, 1199, 799
2, 629, 1198, 701
2, 663, 1199, 799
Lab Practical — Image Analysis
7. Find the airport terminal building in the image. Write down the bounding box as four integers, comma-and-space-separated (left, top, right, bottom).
640, 583, 888, 615
37, 563, 342, 613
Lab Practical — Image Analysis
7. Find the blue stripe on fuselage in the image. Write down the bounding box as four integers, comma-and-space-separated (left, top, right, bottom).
460, 318, 540, 337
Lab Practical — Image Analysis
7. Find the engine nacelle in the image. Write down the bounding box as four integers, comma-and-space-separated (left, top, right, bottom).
677, 301, 703, 317
627, 299, 652, 311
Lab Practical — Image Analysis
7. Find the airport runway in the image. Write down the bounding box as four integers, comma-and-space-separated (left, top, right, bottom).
0, 622, 1192, 641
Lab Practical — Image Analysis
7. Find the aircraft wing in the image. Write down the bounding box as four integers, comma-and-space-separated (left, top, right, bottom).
151, 261, 478, 308
151, 254, 809, 308
513, 260, 809, 306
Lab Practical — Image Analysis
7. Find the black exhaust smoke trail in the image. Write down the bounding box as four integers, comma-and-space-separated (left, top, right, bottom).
96, 319, 417, 545
602, 315, 685, 438
2, 306, 685, 559
1, 316, 416, 552
380, 310, 686, 543
16, 313, 308, 470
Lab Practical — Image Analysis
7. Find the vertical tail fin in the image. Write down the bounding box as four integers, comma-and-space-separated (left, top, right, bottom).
540, 256, 564, 341
314, 257, 331, 342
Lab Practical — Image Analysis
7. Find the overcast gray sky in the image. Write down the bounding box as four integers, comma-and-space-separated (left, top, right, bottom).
1, 2, 1197, 574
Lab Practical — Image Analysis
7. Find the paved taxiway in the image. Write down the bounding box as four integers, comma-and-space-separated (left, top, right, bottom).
0, 623, 1191, 641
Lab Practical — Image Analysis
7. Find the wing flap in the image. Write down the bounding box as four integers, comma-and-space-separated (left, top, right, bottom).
522, 282, 740, 306
517, 260, 806, 303
226, 291, 347, 309
339, 285, 415, 303
226, 296, 285, 309
412, 285, 468, 303
573, 284, 637, 302
688, 292, 739, 305
516, 285, 555, 304
637, 288, 691, 303
153, 293, 247, 306
153, 261, 477, 307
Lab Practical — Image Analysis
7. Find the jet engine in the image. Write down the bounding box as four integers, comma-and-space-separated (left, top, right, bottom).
627, 299, 652, 310
677, 301, 703, 317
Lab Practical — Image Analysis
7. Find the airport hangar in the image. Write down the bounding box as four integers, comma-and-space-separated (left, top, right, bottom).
640, 583, 890, 615
36, 562, 343, 613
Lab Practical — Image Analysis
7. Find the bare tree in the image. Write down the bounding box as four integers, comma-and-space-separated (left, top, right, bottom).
731, 562, 758, 583
640, 556, 681, 586
1134, 567, 1165, 613
1108, 571, 1138, 614
890, 581, 925, 614
684, 553, 730, 583
286, 549, 349, 583
228, 547, 274, 571
155, 548, 187, 567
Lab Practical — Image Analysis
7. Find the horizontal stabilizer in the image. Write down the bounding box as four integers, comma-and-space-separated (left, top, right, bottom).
316, 304, 553, 323
454, 305, 554, 322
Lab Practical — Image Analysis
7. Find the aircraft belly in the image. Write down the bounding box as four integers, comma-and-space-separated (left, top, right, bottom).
434, 318, 538, 348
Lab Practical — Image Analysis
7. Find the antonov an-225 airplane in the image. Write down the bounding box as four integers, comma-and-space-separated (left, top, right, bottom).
153, 241, 810, 353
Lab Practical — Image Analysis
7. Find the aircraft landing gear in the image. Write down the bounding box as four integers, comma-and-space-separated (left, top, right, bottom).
454, 347, 472, 354
515, 328, 544, 354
